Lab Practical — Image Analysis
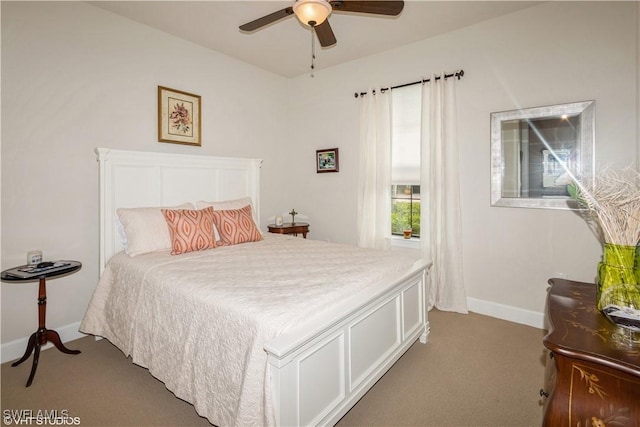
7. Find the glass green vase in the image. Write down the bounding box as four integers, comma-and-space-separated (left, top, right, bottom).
635, 245, 640, 284
597, 243, 639, 311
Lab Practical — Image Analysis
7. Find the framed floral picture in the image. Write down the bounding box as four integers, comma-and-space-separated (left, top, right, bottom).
316, 148, 339, 173
158, 86, 201, 146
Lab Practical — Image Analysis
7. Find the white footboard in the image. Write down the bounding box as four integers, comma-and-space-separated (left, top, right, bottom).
265, 263, 429, 426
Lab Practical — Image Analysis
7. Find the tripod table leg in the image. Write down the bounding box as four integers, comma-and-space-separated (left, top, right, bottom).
46, 329, 81, 355
11, 333, 37, 367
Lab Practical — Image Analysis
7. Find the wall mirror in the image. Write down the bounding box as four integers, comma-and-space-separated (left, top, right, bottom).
490, 100, 595, 209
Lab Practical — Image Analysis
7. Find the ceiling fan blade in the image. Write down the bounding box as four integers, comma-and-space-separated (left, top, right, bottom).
239, 7, 294, 32
330, 1, 404, 16
314, 20, 337, 47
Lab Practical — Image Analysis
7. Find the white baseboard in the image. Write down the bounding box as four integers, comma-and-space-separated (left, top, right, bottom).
1, 322, 87, 364
466, 297, 545, 329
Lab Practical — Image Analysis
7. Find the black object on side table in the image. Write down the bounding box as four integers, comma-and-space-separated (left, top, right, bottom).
1, 260, 82, 387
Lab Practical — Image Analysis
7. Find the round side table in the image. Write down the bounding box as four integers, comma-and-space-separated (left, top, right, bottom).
267, 222, 310, 238
1, 260, 82, 387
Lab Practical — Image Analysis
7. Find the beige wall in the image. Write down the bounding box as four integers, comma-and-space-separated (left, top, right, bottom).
2, 2, 639, 357
1, 2, 290, 351
285, 1, 639, 324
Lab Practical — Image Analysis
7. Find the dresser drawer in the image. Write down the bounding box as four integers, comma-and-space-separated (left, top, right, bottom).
542, 279, 640, 427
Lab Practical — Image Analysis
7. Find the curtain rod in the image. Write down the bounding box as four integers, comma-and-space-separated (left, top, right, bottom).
353, 69, 464, 98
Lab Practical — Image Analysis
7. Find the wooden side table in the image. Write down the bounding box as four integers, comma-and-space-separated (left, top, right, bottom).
1, 261, 82, 387
541, 278, 640, 426
267, 222, 310, 238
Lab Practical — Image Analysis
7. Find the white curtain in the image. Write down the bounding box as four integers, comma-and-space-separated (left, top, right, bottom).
357, 89, 392, 250
420, 74, 468, 313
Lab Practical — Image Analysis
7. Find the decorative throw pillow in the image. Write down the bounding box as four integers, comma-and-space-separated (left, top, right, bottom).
161, 207, 217, 255
196, 197, 260, 240
211, 204, 263, 246
116, 203, 194, 256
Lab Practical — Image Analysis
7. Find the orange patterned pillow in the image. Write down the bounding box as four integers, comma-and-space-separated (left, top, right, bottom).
161, 207, 217, 255
212, 204, 263, 246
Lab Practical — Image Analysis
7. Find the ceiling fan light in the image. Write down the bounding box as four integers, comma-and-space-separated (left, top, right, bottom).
293, 0, 332, 26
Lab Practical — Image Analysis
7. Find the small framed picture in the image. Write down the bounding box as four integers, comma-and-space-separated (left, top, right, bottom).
158, 86, 201, 146
316, 148, 339, 173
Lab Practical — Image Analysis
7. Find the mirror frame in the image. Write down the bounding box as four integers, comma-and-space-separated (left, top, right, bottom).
490, 100, 595, 209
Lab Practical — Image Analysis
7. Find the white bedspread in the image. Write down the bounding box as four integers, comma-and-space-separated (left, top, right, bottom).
80, 234, 422, 426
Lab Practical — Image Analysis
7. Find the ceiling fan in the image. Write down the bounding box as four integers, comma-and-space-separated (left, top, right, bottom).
239, 0, 405, 48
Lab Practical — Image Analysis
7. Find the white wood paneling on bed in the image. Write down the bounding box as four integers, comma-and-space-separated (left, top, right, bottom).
96, 147, 261, 273
350, 297, 400, 389
267, 267, 427, 426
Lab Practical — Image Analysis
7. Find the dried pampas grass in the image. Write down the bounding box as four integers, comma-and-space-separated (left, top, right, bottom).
568, 167, 640, 247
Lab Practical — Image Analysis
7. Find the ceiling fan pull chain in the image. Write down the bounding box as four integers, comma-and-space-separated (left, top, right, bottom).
310, 26, 316, 78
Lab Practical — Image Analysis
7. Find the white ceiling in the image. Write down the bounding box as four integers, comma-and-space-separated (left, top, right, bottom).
90, 1, 541, 78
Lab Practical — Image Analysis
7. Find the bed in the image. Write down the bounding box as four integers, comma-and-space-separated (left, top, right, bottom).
80, 148, 430, 426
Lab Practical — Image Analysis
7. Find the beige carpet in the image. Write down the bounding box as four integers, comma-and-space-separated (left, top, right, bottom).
1, 310, 546, 426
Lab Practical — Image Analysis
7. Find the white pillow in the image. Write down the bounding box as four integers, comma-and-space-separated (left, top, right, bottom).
115, 214, 128, 248
196, 197, 260, 227
116, 203, 194, 256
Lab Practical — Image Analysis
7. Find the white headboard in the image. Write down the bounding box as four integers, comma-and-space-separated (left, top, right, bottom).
96, 148, 262, 273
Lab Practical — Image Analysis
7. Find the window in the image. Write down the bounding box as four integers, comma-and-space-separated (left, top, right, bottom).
391, 185, 420, 237
391, 85, 422, 238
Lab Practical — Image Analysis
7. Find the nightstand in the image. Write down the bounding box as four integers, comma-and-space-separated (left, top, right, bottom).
1, 261, 82, 387
267, 222, 309, 238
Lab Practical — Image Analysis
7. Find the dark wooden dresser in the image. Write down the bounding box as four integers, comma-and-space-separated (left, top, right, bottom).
542, 278, 640, 426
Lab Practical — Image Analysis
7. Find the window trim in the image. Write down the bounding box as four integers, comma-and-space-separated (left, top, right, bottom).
391, 234, 420, 250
